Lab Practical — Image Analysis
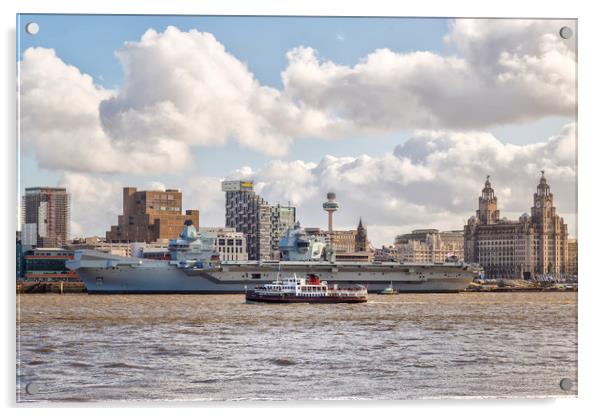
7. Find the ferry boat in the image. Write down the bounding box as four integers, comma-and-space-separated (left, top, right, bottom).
245, 274, 368, 303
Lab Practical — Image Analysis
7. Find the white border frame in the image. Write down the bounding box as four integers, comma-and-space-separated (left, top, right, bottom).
3, 1, 600, 415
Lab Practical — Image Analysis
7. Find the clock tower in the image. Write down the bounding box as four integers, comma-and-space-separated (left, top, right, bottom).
530, 171, 567, 276
531, 170, 555, 221
476, 175, 499, 225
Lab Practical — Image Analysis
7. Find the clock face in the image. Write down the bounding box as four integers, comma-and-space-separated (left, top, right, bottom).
535, 201, 541, 208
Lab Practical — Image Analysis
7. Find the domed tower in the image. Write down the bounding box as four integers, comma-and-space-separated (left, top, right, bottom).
322, 192, 340, 233
355, 218, 368, 252
477, 175, 500, 225
532, 170, 555, 222
531, 170, 565, 276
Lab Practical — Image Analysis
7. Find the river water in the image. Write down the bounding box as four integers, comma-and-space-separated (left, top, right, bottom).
16, 292, 577, 402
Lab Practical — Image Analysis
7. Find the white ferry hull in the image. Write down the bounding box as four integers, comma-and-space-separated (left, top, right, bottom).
68, 250, 476, 294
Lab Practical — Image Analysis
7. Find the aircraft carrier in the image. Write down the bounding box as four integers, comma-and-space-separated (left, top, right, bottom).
67, 222, 477, 294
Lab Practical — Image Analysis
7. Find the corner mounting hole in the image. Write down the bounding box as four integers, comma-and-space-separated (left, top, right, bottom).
559, 26, 573, 40
25, 22, 39, 35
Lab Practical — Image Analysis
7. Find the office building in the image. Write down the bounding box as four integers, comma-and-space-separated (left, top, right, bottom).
21, 187, 71, 248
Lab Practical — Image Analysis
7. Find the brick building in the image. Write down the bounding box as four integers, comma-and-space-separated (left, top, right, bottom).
106, 187, 199, 243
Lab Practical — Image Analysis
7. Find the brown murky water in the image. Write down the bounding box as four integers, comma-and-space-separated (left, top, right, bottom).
16, 292, 577, 402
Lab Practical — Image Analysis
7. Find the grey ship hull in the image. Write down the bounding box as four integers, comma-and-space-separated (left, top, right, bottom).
68, 250, 476, 294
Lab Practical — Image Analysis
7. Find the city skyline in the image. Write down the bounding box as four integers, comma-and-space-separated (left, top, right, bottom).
18, 172, 575, 248
18, 16, 577, 246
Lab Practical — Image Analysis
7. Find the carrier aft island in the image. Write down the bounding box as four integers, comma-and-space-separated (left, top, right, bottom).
67, 221, 477, 294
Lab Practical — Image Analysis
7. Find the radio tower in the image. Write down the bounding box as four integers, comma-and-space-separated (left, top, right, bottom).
322, 192, 340, 233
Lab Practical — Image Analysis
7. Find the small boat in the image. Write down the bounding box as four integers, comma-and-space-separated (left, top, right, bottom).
379, 282, 398, 295
245, 274, 368, 304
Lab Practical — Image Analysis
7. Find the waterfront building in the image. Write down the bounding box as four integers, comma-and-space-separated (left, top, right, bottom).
22, 248, 79, 282
464, 173, 569, 279
16, 231, 24, 279
305, 220, 370, 255
306, 228, 358, 253
222, 180, 296, 260
373, 245, 399, 262
21, 187, 71, 248
330, 230, 358, 253
106, 187, 199, 243
396, 239, 434, 263
199, 227, 248, 262
395, 229, 464, 263
566, 238, 578, 277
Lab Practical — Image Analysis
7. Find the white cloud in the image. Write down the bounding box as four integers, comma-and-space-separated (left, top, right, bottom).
222, 124, 577, 245
19, 47, 191, 174
99, 27, 335, 157
20, 20, 576, 175
282, 19, 576, 131
57, 123, 576, 246
143, 181, 166, 191
181, 176, 224, 227
57, 173, 124, 238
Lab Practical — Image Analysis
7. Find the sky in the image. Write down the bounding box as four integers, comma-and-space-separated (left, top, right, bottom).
17, 15, 577, 246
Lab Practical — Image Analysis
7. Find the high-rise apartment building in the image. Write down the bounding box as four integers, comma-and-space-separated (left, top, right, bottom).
106, 187, 199, 243
222, 180, 296, 260
21, 187, 71, 248
464, 173, 569, 279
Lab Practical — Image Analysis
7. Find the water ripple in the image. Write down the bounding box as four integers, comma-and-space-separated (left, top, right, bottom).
16, 292, 577, 401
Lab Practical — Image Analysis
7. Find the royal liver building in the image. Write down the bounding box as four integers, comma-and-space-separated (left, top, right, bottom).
464, 173, 569, 279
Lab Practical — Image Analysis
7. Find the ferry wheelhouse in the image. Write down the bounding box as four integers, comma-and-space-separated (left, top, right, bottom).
245, 274, 368, 303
